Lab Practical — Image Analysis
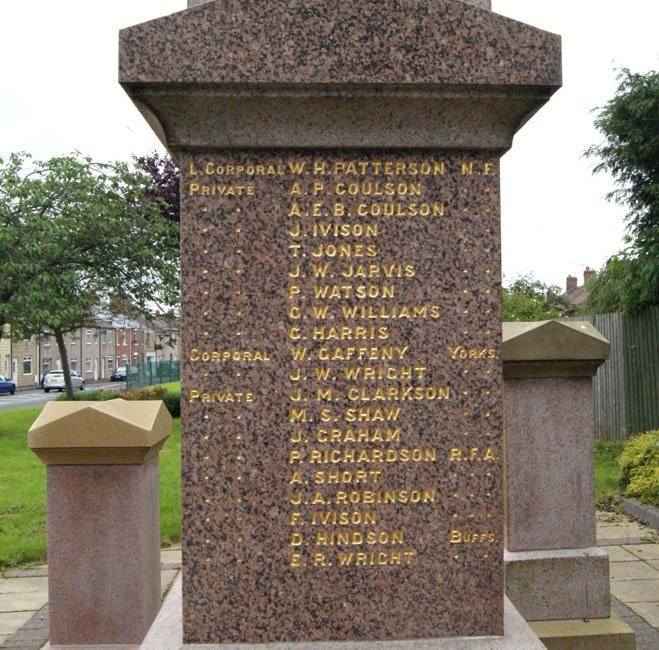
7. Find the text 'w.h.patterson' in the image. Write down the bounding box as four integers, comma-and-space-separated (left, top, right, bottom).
119, 0, 560, 644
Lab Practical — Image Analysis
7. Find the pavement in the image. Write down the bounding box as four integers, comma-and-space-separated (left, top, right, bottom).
0, 381, 126, 412
1, 517, 658, 650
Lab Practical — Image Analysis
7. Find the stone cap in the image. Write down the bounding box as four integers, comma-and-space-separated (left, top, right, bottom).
28, 399, 172, 465
502, 320, 610, 378
119, 0, 560, 152
189, 0, 492, 8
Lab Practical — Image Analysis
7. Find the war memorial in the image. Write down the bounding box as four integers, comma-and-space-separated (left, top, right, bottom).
25, 1, 637, 648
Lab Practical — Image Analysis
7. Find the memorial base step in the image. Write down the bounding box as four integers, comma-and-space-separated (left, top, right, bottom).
135, 574, 547, 650
529, 613, 636, 650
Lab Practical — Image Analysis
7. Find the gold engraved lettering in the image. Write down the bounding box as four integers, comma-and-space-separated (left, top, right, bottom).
325, 161, 443, 176
305, 447, 436, 463
315, 426, 401, 443
348, 385, 450, 402
333, 181, 421, 196
188, 183, 254, 196
447, 345, 497, 360
312, 325, 389, 340
341, 303, 441, 320
334, 489, 435, 504
340, 263, 414, 278
314, 469, 382, 484
188, 349, 270, 363
344, 407, 401, 422
312, 223, 378, 238
318, 346, 408, 361
342, 366, 426, 381
311, 243, 377, 258
449, 530, 496, 544
187, 389, 253, 403
356, 202, 443, 217
337, 550, 415, 566
312, 283, 395, 300
448, 447, 497, 461
315, 530, 405, 546
311, 510, 376, 526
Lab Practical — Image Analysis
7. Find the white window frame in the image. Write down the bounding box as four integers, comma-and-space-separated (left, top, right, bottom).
23, 356, 32, 375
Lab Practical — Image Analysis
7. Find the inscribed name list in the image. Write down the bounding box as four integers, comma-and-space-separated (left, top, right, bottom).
180, 151, 503, 644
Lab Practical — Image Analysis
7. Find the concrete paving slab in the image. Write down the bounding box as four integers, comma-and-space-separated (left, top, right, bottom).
610, 579, 659, 603
0, 610, 34, 635
0, 592, 48, 613
648, 559, 659, 571
624, 544, 659, 560
161, 570, 178, 597
3, 568, 49, 578
605, 545, 639, 562
610, 561, 659, 581
598, 522, 649, 540
627, 601, 659, 628
0, 576, 49, 593
161, 550, 182, 565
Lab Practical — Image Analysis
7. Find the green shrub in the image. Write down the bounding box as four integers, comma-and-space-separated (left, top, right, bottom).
55, 389, 119, 402
618, 430, 659, 506
54, 385, 181, 418
161, 390, 181, 418
594, 440, 625, 500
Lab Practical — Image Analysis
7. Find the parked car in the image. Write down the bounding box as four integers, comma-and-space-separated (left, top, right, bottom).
0, 374, 16, 395
42, 370, 85, 392
111, 366, 127, 381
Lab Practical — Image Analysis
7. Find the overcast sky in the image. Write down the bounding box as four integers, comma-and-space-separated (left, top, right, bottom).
1, 1, 657, 292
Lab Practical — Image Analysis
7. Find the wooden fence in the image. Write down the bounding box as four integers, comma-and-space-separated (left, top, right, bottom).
563, 306, 659, 440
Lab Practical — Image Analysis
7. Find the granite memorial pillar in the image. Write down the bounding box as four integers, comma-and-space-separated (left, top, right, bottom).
120, 0, 561, 644
503, 320, 635, 650
28, 399, 172, 647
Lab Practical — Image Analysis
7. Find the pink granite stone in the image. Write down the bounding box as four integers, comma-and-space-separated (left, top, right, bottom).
179, 150, 504, 643
504, 377, 597, 551
118, 0, 560, 152
46, 456, 161, 646
504, 548, 610, 621
119, 0, 562, 644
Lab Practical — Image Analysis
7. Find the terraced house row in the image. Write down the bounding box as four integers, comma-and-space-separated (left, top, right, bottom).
0, 314, 178, 389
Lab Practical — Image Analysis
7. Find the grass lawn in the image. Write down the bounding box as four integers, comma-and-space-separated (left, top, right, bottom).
0, 407, 181, 569
594, 439, 624, 503
0, 407, 43, 435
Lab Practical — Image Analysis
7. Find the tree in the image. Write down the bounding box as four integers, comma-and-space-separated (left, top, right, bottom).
0, 152, 179, 399
502, 274, 570, 322
133, 151, 180, 228
583, 68, 659, 314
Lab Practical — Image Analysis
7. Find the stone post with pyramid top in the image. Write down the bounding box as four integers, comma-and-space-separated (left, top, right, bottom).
502, 320, 635, 650
28, 399, 171, 647
120, 0, 560, 646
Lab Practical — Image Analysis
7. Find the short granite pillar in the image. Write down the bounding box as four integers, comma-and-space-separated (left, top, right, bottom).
502, 320, 611, 622
502, 321, 636, 650
28, 399, 172, 648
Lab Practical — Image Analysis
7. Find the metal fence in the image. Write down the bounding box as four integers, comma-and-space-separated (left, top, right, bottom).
126, 360, 180, 390
563, 306, 659, 440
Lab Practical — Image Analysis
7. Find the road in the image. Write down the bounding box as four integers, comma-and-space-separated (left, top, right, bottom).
0, 381, 126, 412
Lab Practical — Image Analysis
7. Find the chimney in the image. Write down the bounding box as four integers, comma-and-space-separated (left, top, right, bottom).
566, 275, 577, 293
583, 267, 596, 285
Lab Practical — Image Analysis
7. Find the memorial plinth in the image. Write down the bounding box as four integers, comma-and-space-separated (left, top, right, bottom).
120, 0, 561, 645
502, 322, 622, 637
28, 399, 172, 647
